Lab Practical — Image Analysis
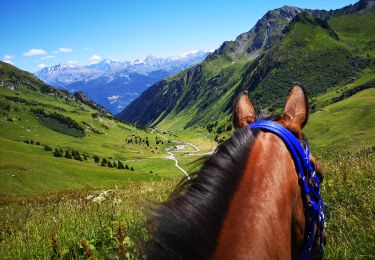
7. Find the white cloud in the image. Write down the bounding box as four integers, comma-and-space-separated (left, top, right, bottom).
59, 47, 73, 53
181, 50, 199, 57
89, 54, 101, 64
66, 60, 78, 65
41, 55, 55, 60
38, 64, 47, 68
3, 54, 13, 60
51, 50, 59, 54
83, 47, 93, 51
107, 95, 119, 104
3, 60, 14, 65
24, 49, 48, 56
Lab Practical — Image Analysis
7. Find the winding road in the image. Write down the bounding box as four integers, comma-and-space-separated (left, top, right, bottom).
157, 132, 215, 178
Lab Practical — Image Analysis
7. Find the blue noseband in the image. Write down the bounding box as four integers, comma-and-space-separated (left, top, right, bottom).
249, 120, 326, 260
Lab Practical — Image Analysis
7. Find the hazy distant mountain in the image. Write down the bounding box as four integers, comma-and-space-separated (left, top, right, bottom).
35, 63, 102, 88
35, 50, 210, 113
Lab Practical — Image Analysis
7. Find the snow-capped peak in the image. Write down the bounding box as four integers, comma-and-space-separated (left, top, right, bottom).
35, 49, 211, 87
57, 63, 78, 68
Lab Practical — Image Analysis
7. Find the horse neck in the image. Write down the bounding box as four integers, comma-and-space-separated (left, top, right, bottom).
213, 132, 306, 259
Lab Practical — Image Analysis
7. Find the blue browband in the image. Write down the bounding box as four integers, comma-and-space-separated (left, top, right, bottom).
249, 120, 326, 260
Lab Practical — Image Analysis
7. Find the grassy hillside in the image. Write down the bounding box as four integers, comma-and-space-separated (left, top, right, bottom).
305, 88, 375, 151
311, 66, 375, 110
0, 61, 216, 198
329, 4, 375, 57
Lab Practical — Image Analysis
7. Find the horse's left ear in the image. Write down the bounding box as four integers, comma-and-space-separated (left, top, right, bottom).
281, 83, 309, 136
233, 90, 256, 128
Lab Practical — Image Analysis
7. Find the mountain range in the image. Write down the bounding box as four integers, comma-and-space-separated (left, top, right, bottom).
118, 0, 375, 131
35, 50, 210, 114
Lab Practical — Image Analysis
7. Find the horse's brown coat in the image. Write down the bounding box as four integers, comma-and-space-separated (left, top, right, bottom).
213, 84, 313, 259
212, 132, 305, 259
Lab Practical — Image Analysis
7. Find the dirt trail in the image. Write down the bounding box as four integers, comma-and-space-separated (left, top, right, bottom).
156, 132, 215, 178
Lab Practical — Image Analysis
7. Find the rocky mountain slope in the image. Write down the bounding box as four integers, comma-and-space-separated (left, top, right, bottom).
119, 0, 375, 130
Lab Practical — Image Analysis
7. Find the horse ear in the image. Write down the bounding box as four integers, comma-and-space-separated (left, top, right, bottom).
233, 90, 256, 128
281, 83, 309, 135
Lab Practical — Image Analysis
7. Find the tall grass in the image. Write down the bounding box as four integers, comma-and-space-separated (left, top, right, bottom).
0, 150, 373, 259
318, 149, 375, 258
0, 181, 175, 259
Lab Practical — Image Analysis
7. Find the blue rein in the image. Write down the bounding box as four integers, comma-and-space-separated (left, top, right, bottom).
249, 120, 326, 260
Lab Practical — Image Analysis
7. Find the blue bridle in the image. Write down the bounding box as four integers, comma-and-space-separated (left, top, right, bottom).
249, 120, 326, 260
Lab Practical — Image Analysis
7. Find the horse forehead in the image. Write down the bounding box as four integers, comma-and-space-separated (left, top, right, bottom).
253, 131, 290, 153
247, 131, 296, 172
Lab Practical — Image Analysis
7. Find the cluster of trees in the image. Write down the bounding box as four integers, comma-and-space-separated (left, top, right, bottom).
90, 112, 116, 121
24, 139, 55, 150
207, 121, 232, 135
24, 139, 87, 161
32, 109, 84, 133
81, 121, 104, 134
155, 136, 164, 145
53, 148, 88, 161
0, 102, 11, 111
31, 108, 85, 137
332, 82, 374, 103
126, 135, 164, 147
127, 135, 145, 145
149, 170, 158, 175
23, 139, 135, 171
24, 139, 41, 145
44, 145, 52, 151
93, 155, 134, 171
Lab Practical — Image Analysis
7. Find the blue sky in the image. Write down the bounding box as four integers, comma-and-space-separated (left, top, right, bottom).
1, 0, 357, 72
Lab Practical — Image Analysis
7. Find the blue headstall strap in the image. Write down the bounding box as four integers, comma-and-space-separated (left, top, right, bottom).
249, 120, 326, 260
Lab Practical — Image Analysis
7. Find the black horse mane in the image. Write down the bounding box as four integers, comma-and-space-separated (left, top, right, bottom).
146, 113, 281, 259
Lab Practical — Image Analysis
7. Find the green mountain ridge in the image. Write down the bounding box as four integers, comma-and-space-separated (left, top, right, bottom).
118, 0, 375, 131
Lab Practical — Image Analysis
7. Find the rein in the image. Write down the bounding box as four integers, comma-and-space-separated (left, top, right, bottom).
249, 120, 326, 260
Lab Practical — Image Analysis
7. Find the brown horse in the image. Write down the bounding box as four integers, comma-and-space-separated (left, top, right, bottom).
147, 84, 324, 259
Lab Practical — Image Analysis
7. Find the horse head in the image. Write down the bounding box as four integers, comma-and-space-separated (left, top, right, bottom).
147, 84, 325, 259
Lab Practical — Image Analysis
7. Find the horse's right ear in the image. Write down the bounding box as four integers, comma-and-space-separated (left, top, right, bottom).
233, 90, 256, 128
280, 83, 309, 138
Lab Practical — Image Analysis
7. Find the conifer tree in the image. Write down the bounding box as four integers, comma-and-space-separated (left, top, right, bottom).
73, 150, 82, 161
101, 158, 107, 166
64, 150, 72, 159
54, 148, 62, 157
93, 155, 100, 163
118, 161, 125, 169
